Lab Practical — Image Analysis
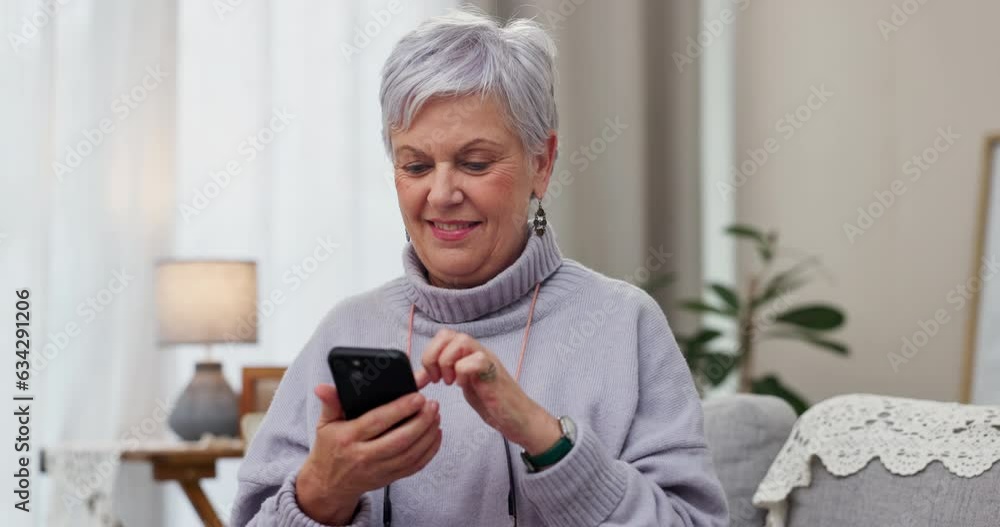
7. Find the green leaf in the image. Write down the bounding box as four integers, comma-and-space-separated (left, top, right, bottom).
764, 330, 849, 356
700, 352, 739, 386
753, 278, 804, 308
751, 374, 810, 415
679, 300, 734, 317
686, 328, 723, 346
681, 346, 703, 362
709, 283, 740, 313
806, 336, 848, 355
725, 224, 767, 245
640, 273, 675, 294
752, 261, 816, 308
775, 304, 845, 331
677, 328, 725, 372
725, 224, 776, 263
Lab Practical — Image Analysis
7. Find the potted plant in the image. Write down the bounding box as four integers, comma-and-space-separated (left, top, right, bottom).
646, 224, 848, 414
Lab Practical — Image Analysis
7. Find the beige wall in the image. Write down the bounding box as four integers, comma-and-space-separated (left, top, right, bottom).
733, 0, 1000, 402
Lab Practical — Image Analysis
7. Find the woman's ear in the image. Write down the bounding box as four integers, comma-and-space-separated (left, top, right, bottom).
531, 131, 558, 199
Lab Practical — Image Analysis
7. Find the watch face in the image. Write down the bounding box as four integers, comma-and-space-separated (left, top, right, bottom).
559, 416, 577, 444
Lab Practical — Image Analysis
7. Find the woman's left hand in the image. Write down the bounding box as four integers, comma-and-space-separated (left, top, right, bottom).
415, 329, 562, 455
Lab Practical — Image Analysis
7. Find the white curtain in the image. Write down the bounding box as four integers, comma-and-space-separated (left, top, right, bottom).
2, 0, 176, 525
5, 0, 466, 525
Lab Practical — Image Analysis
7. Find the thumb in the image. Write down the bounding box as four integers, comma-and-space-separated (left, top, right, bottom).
314, 383, 344, 426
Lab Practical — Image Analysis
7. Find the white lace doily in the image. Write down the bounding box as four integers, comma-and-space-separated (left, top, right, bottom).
752, 394, 1000, 527
46, 445, 123, 527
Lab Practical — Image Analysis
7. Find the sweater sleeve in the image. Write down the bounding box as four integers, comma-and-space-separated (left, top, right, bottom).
520, 292, 729, 527
230, 339, 373, 527
235, 472, 373, 527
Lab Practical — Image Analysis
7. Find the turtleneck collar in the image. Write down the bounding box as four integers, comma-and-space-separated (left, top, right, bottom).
401, 225, 563, 324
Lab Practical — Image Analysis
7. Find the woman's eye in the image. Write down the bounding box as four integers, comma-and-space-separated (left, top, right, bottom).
463, 161, 491, 172
403, 163, 430, 175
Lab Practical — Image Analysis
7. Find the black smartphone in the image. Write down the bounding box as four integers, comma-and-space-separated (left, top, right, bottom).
327, 346, 419, 421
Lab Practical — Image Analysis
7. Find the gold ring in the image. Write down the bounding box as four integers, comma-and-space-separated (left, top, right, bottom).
478, 362, 498, 382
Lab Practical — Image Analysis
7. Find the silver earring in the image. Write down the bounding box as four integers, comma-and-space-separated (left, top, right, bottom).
533, 202, 547, 236
405, 229, 410, 242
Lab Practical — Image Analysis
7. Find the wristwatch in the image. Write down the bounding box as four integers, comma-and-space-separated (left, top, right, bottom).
521, 416, 576, 473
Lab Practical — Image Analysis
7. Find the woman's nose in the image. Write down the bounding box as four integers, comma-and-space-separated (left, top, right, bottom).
426, 164, 463, 206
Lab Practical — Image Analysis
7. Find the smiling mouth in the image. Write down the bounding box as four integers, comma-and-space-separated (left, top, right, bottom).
426, 220, 483, 241
428, 221, 482, 231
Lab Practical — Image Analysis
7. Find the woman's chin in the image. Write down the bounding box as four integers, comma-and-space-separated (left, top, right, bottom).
424, 258, 488, 287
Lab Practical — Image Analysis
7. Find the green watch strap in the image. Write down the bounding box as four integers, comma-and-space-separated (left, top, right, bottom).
523, 436, 573, 468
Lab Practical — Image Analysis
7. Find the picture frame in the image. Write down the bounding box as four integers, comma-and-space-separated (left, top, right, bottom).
240, 366, 287, 417
961, 133, 1000, 403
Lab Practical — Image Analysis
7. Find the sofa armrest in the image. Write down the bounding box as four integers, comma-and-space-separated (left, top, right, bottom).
703, 394, 797, 527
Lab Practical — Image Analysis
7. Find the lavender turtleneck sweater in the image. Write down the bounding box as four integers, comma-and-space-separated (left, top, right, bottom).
232, 227, 729, 526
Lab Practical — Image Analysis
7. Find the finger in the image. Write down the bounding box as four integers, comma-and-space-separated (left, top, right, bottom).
352, 391, 425, 440
411, 427, 443, 471
365, 399, 440, 461
439, 334, 477, 385
414, 368, 432, 389
388, 424, 443, 479
314, 384, 344, 426
454, 351, 496, 388
421, 329, 455, 382
391, 420, 442, 475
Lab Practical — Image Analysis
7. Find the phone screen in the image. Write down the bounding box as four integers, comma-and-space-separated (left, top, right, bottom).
327, 346, 419, 421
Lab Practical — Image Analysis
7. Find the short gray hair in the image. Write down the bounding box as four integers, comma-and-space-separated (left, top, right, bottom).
379, 8, 558, 159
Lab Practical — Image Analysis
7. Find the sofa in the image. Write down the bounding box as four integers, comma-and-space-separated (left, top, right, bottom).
703, 394, 1000, 527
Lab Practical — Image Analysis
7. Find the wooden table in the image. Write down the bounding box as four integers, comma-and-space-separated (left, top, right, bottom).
42, 441, 244, 527
122, 443, 244, 527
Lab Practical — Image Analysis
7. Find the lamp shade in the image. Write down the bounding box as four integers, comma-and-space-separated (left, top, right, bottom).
156, 260, 258, 344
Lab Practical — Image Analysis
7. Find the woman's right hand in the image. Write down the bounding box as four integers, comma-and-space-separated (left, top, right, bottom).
295, 383, 442, 525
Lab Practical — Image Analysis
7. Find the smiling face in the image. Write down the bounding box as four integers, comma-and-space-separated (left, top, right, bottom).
391, 94, 557, 288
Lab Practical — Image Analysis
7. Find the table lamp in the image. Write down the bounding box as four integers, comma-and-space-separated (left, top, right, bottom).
156, 260, 258, 440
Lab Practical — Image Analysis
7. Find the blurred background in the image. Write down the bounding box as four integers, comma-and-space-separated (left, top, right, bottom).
2, 0, 999, 525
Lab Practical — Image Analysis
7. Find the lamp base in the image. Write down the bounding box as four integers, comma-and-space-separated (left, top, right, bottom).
168, 361, 239, 440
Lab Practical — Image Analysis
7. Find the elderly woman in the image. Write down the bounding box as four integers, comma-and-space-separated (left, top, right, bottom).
232, 10, 728, 527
